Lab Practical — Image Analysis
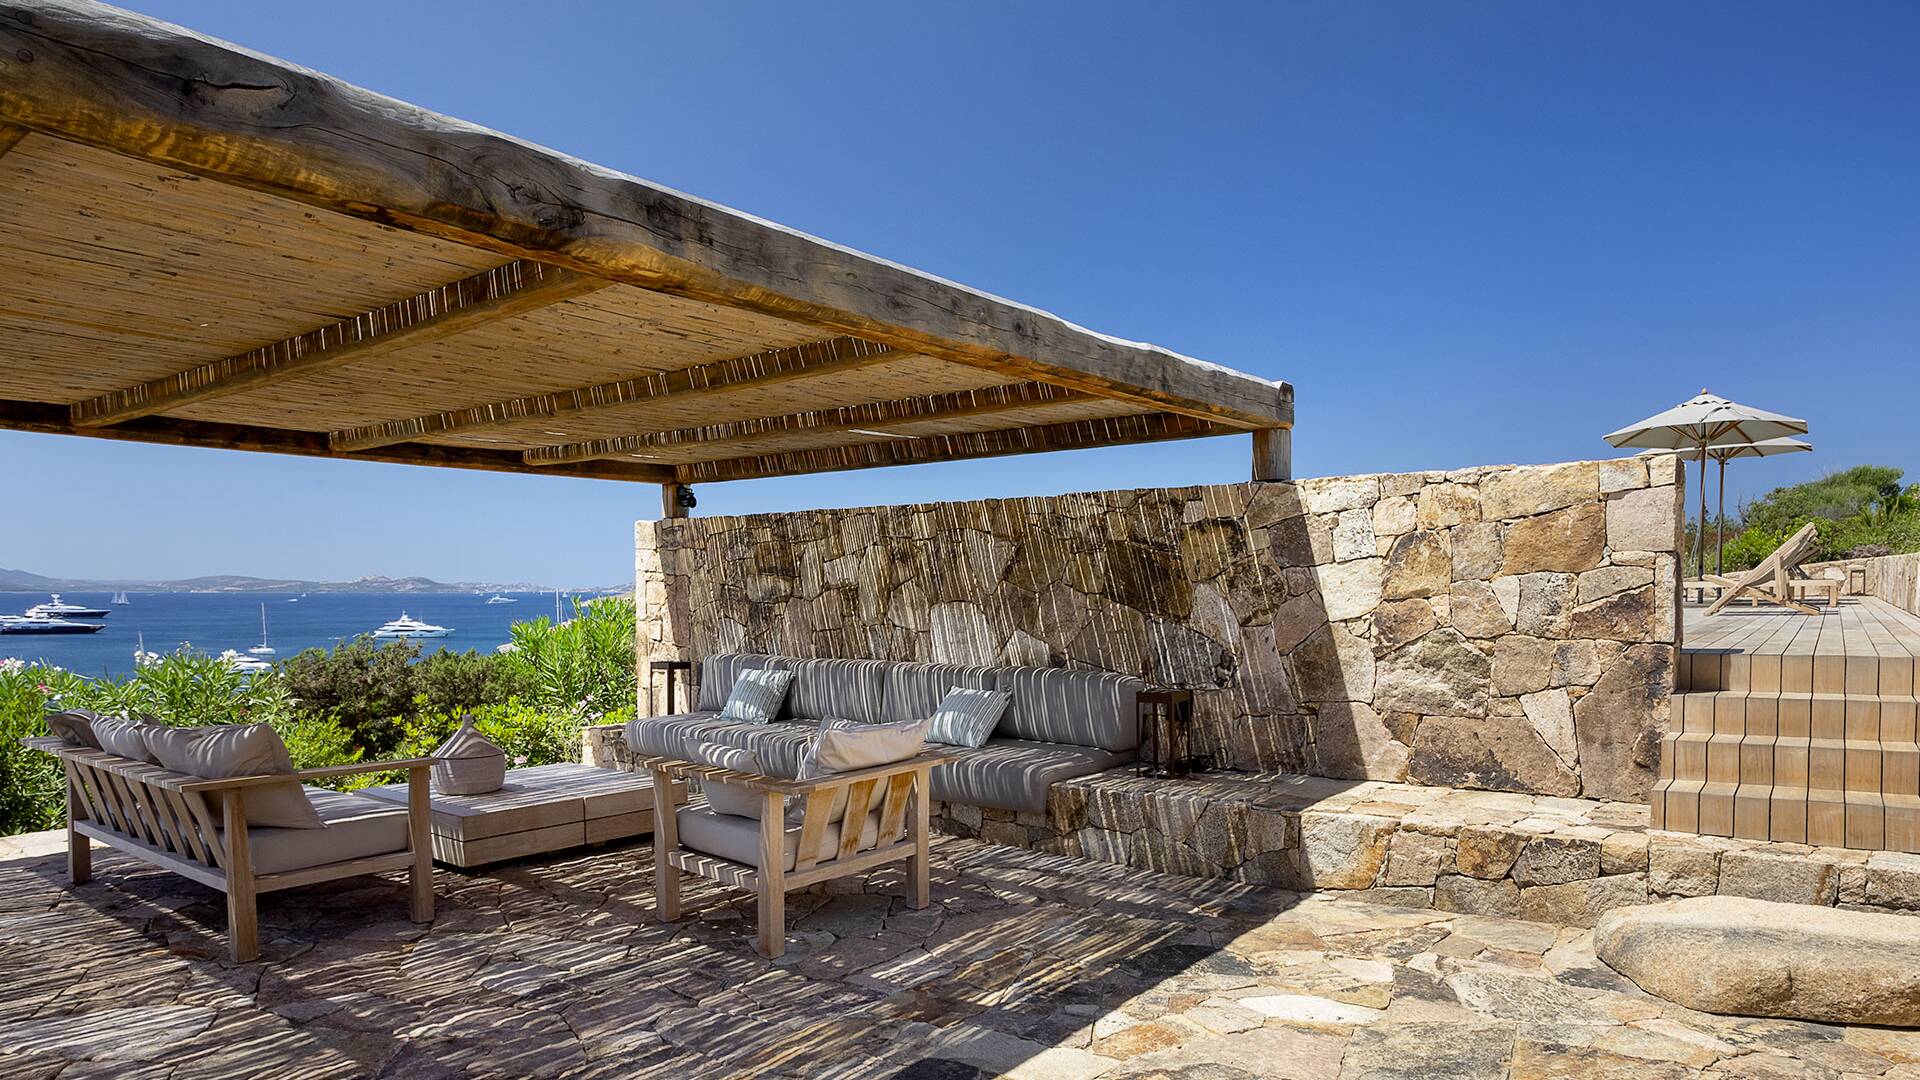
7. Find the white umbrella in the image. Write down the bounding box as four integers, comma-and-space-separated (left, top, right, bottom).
1638, 437, 1812, 574
1605, 390, 1808, 575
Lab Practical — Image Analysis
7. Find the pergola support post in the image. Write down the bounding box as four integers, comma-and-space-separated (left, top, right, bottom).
1252, 427, 1292, 482
661, 484, 689, 519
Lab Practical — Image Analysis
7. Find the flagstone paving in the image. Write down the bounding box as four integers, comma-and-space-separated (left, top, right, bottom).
1, 834, 1916, 1079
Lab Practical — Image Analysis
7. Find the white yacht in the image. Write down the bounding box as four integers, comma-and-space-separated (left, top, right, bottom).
0, 614, 104, 635
484, 594, 516, 605
222, 649, 272, 674
25, 594, 111, 619
248, 603, 275, 655
372, 613, 452, 639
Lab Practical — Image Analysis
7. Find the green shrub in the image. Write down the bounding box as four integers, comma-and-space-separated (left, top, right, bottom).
497, 596, 637, 721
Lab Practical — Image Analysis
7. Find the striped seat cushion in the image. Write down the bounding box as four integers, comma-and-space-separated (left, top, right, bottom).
786, 658, 889, 724
990, 667, 1144, 752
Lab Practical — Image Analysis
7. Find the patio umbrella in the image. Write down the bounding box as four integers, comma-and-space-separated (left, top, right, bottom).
1638, 437, 1812, 574
1604, 390, 1809, 576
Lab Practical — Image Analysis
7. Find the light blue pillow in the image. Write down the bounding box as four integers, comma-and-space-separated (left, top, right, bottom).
927, 687, 1011, 749
720, 668, 793, 723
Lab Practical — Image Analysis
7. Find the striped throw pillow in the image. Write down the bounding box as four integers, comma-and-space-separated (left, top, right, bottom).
720, 668, 794, 724
926, 687, 1011, 749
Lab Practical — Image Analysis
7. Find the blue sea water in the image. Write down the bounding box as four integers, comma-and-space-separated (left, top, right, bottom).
0, 591, 597, 678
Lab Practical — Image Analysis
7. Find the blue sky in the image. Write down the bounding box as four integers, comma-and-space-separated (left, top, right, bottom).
4, 1, 1915, 586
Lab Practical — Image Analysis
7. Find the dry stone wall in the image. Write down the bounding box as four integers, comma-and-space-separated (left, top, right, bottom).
636, 456, 1684, 800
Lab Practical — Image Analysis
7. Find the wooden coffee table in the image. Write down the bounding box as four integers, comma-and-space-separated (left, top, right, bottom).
359, 762, 685, 868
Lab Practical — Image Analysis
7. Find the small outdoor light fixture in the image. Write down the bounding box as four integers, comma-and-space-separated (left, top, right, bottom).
674, 484, 698, 511
1136, 688, 1197, 779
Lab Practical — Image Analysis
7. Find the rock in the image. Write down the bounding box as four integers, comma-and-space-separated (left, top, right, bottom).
1291, 623, 1376, 702
1491, 636, 1556, 696
1295, 812, 1394, 889
1448, 581, 1513, 639
1718, 849, 1839, 907
1302, 475, 1381, 514
1372, 494, 1417, 538
1434, 875, 1522, 918
1594, 896, 1920, 1025
1510, 836, 1602, 887
1415, 484, 1481, 529
1517, 873, 1648, 927
1518, 689, 1578, 769
1549, 639, 1623, 688
1866, 851, 1920, 911
1380, 830, 1450, 887
1449, 522, 1504, 581
1508, 1040, 1693, 1080
1309, 701, 1410, 782
1599, 832, 1648, 875
1409, 714, 1580, 797
1312, 558, 1385, 623
1576, 565, 1654, 605
1481, 462, 1599, 521
1383, 531, 1452, 600
1648, 836, 1723, 897
1372, 599, 1438, 654
1338, 1021, 1515, 1080
1332, 508, 1378, 562
1375, 629, 1490, 717
1598, 458, 1649, 495
1573, 645, 1673, 802
1514, 573, 1577, 637
1456, 827, 1525, 879
1567, 586, 1657, 641
1605, 485, 1679, 553
1500, 503, 1606, 575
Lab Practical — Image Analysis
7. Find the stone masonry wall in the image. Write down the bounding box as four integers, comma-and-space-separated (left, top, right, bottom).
635, 457, 1685, 801
1806, 551, 1920, 617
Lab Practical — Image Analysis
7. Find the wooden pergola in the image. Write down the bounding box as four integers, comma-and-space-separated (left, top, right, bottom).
0, 0, 1293, 517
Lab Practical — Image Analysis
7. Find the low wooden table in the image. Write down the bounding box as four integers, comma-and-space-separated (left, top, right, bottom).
359, 762, 685, 869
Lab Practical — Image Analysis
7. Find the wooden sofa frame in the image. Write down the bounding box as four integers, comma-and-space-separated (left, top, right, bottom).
25, 736, 435, 961
640, 748, 963, 958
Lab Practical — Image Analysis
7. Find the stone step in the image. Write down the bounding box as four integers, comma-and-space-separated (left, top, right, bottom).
1680, 650, 1920, 695
1652, 778, 1920, 851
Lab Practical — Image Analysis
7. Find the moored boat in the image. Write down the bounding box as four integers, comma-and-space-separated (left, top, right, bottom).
0, 615, 104, 635
372, 613, 452, 639
25, 594, 110, 619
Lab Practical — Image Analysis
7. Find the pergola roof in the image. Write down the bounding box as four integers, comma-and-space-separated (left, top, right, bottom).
0, 0, 1292, 486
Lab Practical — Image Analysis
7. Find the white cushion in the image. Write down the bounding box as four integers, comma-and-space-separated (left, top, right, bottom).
675, 804, 882, 872
719, 668, 793, 724
222, 787, 408, 875
682, 740, 764, 819
926, 687, 1012, 749
145, 723, 323, 830
92, 715, 163, 763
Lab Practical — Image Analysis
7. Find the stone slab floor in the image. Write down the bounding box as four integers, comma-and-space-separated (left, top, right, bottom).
1, 834, 1916, 1080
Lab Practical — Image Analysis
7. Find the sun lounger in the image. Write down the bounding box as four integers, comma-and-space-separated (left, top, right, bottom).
1702, 523, 1825, 616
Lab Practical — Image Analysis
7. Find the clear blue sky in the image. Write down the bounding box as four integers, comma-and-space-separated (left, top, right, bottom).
4, 1, 1915, 586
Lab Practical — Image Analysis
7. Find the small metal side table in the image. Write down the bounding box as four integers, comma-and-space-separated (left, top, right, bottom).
648, 659, 695, 714
1136, 688, 1197, 779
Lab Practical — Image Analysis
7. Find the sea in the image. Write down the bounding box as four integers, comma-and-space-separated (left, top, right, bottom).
0, 591, 600, 679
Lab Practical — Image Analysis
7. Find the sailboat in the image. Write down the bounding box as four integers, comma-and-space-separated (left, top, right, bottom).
248, 603, 275, 655
112, 591, 130, 606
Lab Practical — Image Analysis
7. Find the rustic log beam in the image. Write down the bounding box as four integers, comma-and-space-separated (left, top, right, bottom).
0, 124, 25, 158
1252, 427, 1292, 482
330, 336, 902, 453
0, 399, 673, 483
70, 259, 605, 427
675, 412, 1230, 484
0, 0, 1292, 430
524, 381, 1093, 466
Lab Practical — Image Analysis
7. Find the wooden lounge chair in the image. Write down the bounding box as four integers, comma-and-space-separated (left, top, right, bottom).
1702, 523, 1824, 616
641, 747, 962, 958
25, 737, 435, 961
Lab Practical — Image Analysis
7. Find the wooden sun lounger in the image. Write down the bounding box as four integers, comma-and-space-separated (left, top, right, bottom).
639, 748, 963, 958
1702, 523, 1825, 616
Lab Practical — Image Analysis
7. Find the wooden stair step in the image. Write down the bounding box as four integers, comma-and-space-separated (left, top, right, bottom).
1653, 780, 1920, 852
1680, 651, 1920, 695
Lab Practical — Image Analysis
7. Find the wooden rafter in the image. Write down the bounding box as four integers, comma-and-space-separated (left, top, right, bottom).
524, 381, 1093, 466
0, 0, 1293, 432
0, 124, 25, 158
0, 400, 673, 484
675, 412, 1229, 483
329, 336, 903, 453
71, 259, 606, 427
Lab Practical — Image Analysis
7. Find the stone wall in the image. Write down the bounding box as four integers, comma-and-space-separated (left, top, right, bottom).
636, 457, 1684, 801
1806, 552, 1920, 616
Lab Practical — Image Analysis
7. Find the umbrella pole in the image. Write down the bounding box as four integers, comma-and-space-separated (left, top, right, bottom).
1696, 442, 1708, 579
1717, 457, 1727, 576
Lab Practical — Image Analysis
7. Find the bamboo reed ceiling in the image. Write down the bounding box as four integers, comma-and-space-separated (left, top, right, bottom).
0, 0, 1293, 486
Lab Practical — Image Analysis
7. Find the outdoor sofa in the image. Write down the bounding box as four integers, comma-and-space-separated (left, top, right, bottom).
25, 719, 434, 962
625, 654, 1143, 955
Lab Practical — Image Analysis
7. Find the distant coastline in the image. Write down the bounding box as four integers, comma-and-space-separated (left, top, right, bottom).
0, 567, 624, 595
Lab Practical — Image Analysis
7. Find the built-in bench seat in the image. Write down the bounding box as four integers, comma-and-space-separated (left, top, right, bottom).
624, 653, 1142, 814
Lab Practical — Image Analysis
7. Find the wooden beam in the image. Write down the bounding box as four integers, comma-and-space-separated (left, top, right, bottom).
0, 124, 25, 158
675, 412, 1230, 484
524, 381, 1092, 466
329, 336, 902, 453
1252, 427, 1292, 482
0, 0, 1292, 430
71, 259, 606, 427
0, 399, 674, 483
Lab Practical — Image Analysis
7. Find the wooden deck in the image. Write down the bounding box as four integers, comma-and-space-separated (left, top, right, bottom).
1683, 595, 1920, 663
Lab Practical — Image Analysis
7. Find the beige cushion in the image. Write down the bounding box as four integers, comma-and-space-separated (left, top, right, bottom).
811, 716, 931, 773
675, 804, 881, 872
146, 723, 323, 830
220, 787, 408, 875
682, 740, 764, 819
45, 708, 101, 749
92, 715, 163, 763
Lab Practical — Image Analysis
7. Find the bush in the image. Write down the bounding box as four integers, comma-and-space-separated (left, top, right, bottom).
497, 596, 637, 722
278, 636, 529, 755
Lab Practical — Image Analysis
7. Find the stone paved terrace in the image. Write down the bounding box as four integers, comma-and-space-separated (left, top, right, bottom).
5, 834, 1920, 1079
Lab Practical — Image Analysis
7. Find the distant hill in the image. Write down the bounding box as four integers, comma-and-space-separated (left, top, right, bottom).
0, 567, 615, 594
